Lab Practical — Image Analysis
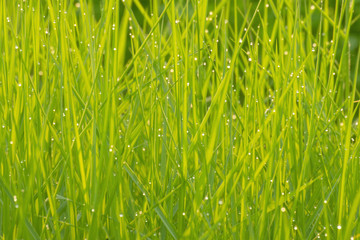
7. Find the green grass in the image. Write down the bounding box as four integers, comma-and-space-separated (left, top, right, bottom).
1, 0, 360, 239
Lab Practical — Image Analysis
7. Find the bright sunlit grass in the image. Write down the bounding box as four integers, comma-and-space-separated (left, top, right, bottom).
1, 0, 360, 239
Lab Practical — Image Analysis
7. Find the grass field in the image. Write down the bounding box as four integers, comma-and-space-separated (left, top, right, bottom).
1, 0, 360, 239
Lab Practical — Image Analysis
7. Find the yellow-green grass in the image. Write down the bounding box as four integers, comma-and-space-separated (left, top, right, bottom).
1, 0, 360, 239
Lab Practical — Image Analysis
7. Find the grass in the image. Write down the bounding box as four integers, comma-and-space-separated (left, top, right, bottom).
1, 0, 360, 239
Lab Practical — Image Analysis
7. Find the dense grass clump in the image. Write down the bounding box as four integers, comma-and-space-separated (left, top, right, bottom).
1, 0, 360, 239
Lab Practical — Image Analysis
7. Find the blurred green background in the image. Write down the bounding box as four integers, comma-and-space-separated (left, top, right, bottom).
87, 0, 360, 82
